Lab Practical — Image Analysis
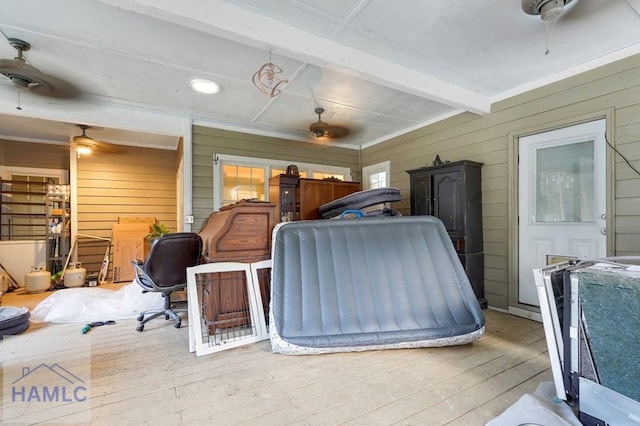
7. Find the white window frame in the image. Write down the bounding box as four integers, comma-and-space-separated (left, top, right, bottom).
362, 161, 390, 190
0, 166, 68, 183
213, 154, 352, 210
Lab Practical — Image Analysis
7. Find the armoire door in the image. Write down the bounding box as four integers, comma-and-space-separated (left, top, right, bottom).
431, 169, 462, 235
409, 171, 431, 215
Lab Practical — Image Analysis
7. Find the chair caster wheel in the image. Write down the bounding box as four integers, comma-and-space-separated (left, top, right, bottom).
174, 321, 181, 329
136, 324, 144, 332
137, 315, 144, 321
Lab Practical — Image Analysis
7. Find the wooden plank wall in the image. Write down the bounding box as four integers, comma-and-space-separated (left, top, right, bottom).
0, 140, 69, 170
362, 53, 640, 310
191, 127, 360, 231
76, 145, 177, 275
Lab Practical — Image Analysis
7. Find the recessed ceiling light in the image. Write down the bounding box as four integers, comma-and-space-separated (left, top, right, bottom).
190, 78, 220, 94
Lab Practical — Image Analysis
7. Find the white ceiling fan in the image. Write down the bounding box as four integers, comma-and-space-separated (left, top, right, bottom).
521, 0, 579, 21
0, 34, 79, 99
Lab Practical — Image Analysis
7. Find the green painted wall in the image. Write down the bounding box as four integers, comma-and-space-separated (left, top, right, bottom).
362, 54, 640, 309
192, 127, 360, 231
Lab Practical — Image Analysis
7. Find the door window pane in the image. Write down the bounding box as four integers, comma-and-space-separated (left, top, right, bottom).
534, 141, 594, 223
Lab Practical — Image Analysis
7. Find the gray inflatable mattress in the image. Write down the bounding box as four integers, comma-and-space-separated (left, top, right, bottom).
270, 216, 485, 355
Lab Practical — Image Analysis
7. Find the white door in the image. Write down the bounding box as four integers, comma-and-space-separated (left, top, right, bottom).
518, 119, 607, 306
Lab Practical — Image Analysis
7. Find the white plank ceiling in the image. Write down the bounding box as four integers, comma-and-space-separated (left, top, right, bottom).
0, 0, 639, 150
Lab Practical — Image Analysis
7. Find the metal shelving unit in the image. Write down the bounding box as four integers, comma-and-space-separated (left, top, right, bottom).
45, 184, 71, 277
0, 178, 48, 241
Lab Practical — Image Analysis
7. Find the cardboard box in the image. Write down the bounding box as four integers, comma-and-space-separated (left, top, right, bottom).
111, 223, 152, 282
113, 223, 153, 234
118, 217, 157, 225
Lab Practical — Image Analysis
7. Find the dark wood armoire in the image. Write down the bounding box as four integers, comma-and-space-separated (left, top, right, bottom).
407, 160, 486, 308
269, 175, 361, 221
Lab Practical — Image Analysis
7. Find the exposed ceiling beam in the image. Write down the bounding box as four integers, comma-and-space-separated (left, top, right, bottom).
0, 86, 186, 140
98, 0, 491, 115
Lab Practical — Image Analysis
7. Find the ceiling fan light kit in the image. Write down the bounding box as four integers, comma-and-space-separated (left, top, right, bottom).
73, 125, 97, 157
75, 144, 93, 156
541, 0, 565, 21
312, 129, 327, 138
522, 0, 574, 21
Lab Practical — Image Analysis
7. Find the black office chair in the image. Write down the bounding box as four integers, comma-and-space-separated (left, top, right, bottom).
131, 232, 202, 332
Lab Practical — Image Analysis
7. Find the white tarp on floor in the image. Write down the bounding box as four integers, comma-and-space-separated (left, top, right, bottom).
487, 382, 582, 426
30, 283, 163, 323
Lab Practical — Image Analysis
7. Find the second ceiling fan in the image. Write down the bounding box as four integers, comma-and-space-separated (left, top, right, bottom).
309, 107, 349, 140
71, 125, 123, 156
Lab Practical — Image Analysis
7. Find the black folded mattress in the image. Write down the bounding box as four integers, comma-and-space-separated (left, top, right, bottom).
318, 187, 402, 219
269, 216, 485, 354
0, 306, 30, 339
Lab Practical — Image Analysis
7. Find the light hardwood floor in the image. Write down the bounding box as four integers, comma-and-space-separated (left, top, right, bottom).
1, 288, 552, 425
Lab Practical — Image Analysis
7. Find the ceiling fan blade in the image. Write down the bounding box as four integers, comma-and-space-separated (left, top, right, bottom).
326, 125, 349, 139
92, 139, 125, 154
72, 138, 125, 155
30, 74, 79, 99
